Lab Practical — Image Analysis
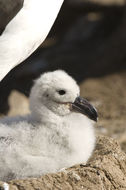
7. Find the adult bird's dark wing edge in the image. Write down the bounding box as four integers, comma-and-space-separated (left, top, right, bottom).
0, 0, 24, 35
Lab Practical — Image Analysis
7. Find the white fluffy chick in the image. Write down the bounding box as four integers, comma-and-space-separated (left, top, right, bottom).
0, 70, 97, 181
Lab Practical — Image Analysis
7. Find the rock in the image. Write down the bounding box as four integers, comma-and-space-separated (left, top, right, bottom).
0, 136, 126, 190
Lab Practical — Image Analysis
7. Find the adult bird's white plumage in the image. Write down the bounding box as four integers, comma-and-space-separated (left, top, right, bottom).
0, 70, 97, 181
0, 0, 64, 81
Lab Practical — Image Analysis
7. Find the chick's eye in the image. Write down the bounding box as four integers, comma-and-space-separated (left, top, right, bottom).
58, 90, 66, 95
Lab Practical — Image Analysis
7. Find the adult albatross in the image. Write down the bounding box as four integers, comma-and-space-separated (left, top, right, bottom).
0, 0, 64, 81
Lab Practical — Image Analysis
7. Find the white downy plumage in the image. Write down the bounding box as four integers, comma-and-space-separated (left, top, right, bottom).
0, 70, 97, 181
0, 0, 64, 81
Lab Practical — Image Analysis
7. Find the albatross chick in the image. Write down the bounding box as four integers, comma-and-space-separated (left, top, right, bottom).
0, 70, 97, 181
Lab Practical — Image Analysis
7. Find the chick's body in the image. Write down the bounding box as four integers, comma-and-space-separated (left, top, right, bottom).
0, 70, 96, 181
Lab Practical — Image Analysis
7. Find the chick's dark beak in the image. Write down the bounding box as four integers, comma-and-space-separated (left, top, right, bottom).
71, 97, 98, 122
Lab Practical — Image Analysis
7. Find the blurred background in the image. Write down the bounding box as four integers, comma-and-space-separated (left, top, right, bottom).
0, 0, 126, 152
